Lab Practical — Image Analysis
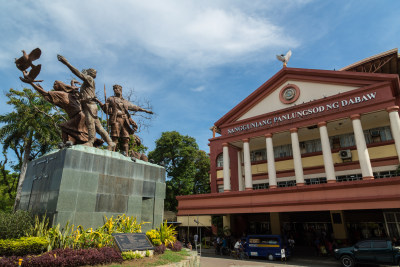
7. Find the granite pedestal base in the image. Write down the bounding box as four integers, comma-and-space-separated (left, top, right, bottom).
19, 145, 165, 232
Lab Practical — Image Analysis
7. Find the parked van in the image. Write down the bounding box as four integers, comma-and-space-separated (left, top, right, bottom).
243, 235, 289, 260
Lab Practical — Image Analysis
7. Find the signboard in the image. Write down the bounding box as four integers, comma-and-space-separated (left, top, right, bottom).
226, 91, 378, 135
112, 233, 154, 252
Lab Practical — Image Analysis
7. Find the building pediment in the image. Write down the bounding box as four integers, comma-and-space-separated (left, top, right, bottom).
215, 68, 400, 128
238, 80, 359, 121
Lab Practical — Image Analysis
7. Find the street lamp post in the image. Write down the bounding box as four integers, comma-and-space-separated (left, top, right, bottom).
194, 218, 201, 256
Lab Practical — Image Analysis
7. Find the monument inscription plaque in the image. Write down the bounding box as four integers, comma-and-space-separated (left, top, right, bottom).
112, 233, 154, 252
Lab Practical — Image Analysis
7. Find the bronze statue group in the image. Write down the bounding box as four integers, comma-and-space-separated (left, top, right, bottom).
16, 48, 153, 161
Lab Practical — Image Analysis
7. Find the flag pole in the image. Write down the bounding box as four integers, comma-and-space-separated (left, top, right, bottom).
104, 84, 109, 133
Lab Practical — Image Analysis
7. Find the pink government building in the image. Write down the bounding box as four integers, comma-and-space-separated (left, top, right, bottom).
177, 49, 400, 244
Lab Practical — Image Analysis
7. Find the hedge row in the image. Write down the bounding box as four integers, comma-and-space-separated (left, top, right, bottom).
0, 247, 123, 267
0, 237, 48, 256
0, 210, 33, 239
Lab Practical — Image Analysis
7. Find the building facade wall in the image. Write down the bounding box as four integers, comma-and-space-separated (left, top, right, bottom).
178, 58, 400, 241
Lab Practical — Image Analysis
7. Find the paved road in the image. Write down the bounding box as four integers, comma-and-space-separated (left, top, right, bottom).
199, 247, 338, 267
201, 256, 334, 267
198, 248, 391, 267
200, 255, 393, 267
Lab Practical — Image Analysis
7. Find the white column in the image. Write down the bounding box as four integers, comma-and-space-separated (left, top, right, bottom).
237, 150, 244, 191
265, 133, 277, 188
222, 143, 231, 191
350, 114, 374, 180
318, 122, 336, 183
242, 138, 253, 190
387, 106, 400, 162
290, 128, 305, 186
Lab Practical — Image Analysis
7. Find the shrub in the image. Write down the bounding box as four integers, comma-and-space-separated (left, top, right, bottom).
27, 215, 50, 238
157, 221, 177, 246
68, 226, 113, 250
146, 229, 162, 246
122, 250, 144, 260
99, 214, 148, 235
0, 247, 123, 267
167, 240, 182, 251
0, 237, 48, 256
0, 255, 20, 267
154, 244, 166, 255
146, 220, 177, 247
0, 210, 33, 239
24, 214, 147, 251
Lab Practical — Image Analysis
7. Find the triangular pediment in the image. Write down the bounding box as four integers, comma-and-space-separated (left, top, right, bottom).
238, 80, 358, 121
215, 68, 400, 127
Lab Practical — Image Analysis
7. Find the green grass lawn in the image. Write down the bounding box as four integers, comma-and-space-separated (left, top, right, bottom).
147, 250, 189, 266
108, 250, 190, 267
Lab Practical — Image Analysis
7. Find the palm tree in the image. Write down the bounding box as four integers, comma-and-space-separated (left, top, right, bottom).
0, 88, 64, 211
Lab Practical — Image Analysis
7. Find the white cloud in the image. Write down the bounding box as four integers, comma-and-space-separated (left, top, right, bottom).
191, 86, 205, 92
0, 0, 301, 71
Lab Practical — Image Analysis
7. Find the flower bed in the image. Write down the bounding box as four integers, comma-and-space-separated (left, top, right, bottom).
0, 213, 181, 267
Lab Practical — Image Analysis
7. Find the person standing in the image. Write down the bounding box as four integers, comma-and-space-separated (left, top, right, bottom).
57, 54, 115, 150
194, 233, 199, 249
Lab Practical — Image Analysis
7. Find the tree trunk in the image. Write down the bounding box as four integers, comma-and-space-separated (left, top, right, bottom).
13, 136, 32, 212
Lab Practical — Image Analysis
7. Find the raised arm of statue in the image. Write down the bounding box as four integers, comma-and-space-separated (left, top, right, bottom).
30, 83, 49, 98
126, 102, 153, 114
57, 54, 87, 82
20, 78, 49, 98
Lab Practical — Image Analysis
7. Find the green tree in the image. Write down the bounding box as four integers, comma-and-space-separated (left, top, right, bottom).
148, 131, 210, 211
0, 88, 64, 211
193, 150, 210, 194
0, 152, 18, 212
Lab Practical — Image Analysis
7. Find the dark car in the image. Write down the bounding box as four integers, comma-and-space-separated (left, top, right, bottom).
334, 239, 400, 267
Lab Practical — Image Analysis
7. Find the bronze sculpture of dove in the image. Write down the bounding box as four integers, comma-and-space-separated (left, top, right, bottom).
15, 48, 41, 71
19, 66, 43, 83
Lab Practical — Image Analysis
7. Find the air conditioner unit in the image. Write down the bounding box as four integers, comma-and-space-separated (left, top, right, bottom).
339, 150, 352, 160
370, 129, 380, 137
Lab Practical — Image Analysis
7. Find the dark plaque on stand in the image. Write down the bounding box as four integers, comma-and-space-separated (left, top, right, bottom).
112, 233, 154, 252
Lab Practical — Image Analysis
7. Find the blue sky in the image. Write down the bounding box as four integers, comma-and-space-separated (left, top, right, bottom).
1, 0, 400, 156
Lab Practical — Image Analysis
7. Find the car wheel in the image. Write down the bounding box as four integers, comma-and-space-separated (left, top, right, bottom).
340, 255, 354, 267
267, 254, 274, 261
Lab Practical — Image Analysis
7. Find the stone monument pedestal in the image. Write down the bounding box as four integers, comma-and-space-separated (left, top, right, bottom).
19, 145, 165, 231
